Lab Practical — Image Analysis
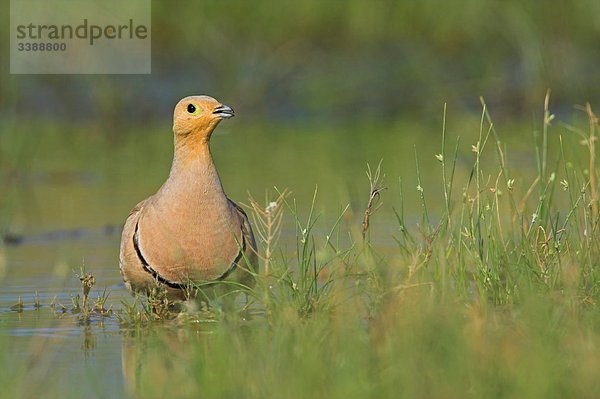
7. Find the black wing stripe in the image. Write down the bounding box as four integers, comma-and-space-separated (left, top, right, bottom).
133, 221, 188, 290
132, 220, 245, 289
215, 230, 246, 281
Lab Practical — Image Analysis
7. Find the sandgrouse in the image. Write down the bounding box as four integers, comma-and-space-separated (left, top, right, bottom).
119, 95, 257, 300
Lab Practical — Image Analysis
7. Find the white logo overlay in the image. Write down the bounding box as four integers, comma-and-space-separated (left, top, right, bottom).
10, 0, 151, 74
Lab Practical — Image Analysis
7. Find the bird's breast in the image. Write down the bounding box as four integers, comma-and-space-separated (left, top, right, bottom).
137, 198, 241, 282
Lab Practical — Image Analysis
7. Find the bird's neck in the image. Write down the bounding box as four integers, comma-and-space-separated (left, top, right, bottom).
153, 139, 230, 216
172, 138, 219, 180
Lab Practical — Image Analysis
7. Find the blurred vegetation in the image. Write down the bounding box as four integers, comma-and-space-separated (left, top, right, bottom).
3, 2, 600, 398
2, 0, 600, 126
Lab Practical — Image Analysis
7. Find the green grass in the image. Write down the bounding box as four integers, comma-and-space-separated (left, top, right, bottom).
121, 99, 596, 397
132, 97, 600, 398
3, 98, 600, 398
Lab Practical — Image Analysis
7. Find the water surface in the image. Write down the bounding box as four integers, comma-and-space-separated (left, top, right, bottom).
0, 118, 543, 397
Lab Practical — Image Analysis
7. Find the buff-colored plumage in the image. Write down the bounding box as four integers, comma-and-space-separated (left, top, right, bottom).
119, 95, 257, 300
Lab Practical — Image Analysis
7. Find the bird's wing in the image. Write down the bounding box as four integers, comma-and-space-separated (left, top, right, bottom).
120, 197, 190, 299
119, 198, 149, 280
215, 197, 257, 280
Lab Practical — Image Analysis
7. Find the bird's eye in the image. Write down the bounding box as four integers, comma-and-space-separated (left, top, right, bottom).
187, 104, 196, 114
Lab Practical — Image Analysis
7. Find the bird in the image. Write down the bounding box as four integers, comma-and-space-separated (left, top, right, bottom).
119, 95, 257, 301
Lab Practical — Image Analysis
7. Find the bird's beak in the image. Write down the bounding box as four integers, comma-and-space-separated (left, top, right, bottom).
213, 104, 235, 119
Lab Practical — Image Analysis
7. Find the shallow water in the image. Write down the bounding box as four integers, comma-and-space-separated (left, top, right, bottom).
0, 117, 545, 397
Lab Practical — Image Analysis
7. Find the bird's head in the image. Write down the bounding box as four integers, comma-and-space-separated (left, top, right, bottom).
172, 95, 234, 141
